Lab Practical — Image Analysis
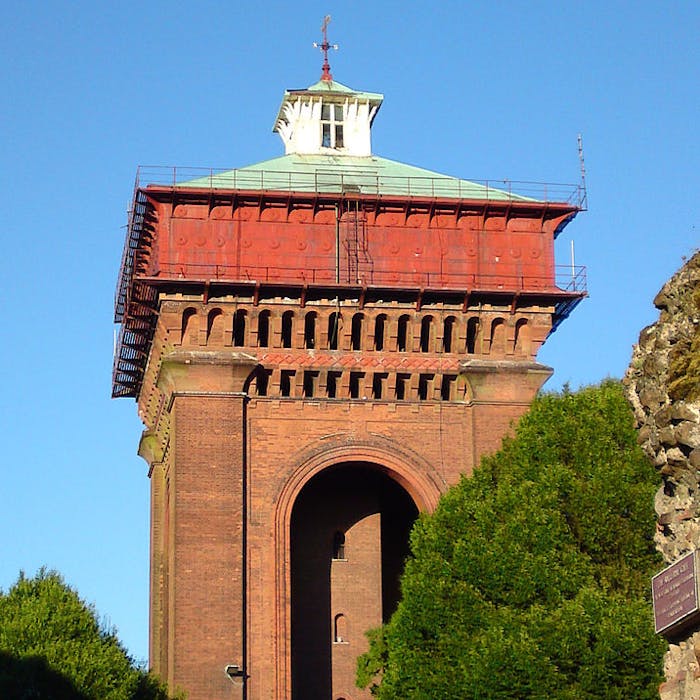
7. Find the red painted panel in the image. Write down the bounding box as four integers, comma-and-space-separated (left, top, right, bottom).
149, 204, 560, 292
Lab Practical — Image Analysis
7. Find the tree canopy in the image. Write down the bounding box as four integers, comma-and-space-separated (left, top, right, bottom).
0, 569, 174, 700
358, 381, 666, 699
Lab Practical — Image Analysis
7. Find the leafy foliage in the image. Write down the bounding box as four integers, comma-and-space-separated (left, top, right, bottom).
0, 569, 175, 700
358, 381, 666, 699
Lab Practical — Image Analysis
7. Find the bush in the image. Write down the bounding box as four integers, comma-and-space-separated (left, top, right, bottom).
358, 382, 666, 699
0, 569, 175, 700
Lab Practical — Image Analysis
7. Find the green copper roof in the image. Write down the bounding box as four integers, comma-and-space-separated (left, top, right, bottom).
294, 79, 384, 102
179, 154, 536, 202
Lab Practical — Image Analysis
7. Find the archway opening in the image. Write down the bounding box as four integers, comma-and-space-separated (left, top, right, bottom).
290, 462, 418, 699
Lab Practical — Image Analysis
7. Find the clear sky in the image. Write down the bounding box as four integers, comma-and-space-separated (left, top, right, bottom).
1, 0, 698, 665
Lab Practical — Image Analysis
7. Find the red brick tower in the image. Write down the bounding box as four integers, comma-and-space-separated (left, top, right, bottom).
113, 40, 586, 700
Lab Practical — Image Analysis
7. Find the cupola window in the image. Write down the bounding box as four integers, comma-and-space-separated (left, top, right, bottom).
321, 103, 344, 149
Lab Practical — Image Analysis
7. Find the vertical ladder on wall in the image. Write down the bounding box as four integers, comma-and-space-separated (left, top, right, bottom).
341, 204, 371, 284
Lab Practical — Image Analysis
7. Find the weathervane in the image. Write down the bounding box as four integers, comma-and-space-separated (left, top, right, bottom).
312, 15, 338, 82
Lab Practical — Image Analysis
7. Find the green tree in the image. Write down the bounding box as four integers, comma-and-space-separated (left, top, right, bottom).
0, 569, 176, 700
358, 381, 666, 699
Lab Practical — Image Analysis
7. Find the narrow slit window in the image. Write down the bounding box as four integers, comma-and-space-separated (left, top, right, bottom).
397, 315, 410, 352
372, 373, 387, 400
374, 315, 386, 351
466, 317, 479, 354
327, 371, 341, 398
333, 613, 347, 643
233, 309, 246, 347
396, 373, 409, 400
304, 312, 316, 349
280, 370, 294, 397
255, 369, 270, 397
332, 531, 346, 560
328, 312, 340, 350
443, 317, 455, 353
418, 373, 433, 401
282, 311, 294, 348
303, 371, 318, 398
420, 316, 432, 353
349, 372, 364, 399
351, 314, 363, 350
440, 374, 456, 401
257, 311, 270, 347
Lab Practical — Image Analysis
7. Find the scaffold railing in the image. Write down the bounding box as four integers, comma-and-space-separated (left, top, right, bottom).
134, 165, 586, 207
137, 261, 587, 295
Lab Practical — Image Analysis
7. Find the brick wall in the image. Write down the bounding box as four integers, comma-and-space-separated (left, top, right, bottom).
138, 291, 552, 700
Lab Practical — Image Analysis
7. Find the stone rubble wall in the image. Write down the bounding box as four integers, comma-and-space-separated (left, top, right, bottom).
624, 251, 700, 700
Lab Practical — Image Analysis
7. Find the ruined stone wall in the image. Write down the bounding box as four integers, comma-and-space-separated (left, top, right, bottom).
624, 251, 700, 700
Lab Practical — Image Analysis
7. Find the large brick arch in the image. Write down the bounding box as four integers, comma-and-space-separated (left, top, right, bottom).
272, 441, 444, 697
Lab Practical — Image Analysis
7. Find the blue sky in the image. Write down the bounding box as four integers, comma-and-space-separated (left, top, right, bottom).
1, 0, 698, 664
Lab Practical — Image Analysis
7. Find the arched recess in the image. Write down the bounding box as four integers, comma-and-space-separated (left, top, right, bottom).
257, 310, 271, 347
327, 312, 342, 350
514, 318, 531, 356
281, 311, 294, 349
351, 313, 364, 351
442, 316, 457, 353
232, 309, 247, 347
207, 308, 225, 345
304, 311, 317, 349
466, 316, 480, 354
274, 443, 442, 700
419, 315, 434, 353
397, 314, 411, 352
373, 313, 387, 351
290, 464, 418, 698
181, 308, 198, 345
490, 317, 506, 355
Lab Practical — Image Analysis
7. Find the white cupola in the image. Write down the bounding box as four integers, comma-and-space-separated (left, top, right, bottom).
273, 17, 383, 157
274, 79, 383, 158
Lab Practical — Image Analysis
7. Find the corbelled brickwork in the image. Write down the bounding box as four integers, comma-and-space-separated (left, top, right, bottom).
135, 287, 554, 699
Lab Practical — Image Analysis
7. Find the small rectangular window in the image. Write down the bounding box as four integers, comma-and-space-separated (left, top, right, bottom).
303, 371, 318, 398
372, 373, 387, 400
280, 370, 294, 397
349, 372, 364, 399
322, 123, 331, 148
418, 374, 434, 401
334, 105, 343, 121
322, 104, 331, 121
256, 370, 270, 397
335, 125, 344, 148
327, 371, 341, 399
440, 375, 456, 401
396, 373, 410, 400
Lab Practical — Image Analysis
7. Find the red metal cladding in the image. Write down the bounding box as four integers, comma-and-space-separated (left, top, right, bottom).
112, 185, 584, 398
143, 189, 576, 293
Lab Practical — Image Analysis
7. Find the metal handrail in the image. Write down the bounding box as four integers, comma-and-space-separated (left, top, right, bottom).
139, 261, 587, 295
134, 165, 585, 207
